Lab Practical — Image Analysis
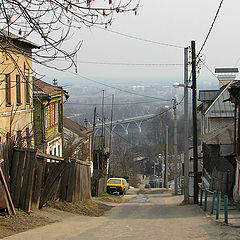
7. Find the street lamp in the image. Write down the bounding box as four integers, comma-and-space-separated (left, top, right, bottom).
173, 47, 189, 202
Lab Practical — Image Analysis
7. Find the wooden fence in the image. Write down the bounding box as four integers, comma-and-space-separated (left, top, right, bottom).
59, 159, 91, 202
0, 141, 92, 212
211, 168, 234, 196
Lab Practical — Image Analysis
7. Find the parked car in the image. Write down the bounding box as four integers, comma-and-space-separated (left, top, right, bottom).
107, 178, 128, 195
144, 183, 151, 188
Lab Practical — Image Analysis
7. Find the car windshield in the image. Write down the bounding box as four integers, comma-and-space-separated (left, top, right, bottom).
108, 179, 121, 184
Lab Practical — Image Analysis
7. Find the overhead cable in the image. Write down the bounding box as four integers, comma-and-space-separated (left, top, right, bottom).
94, 26, 184, 49
197, 0, 224, 57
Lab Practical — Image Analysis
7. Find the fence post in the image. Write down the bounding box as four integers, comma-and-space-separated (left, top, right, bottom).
204, 189, 208, 211
224, 195, 228, 224
210, 191, 216, 214
199, 187, 203, 206
216, 192, 221, 220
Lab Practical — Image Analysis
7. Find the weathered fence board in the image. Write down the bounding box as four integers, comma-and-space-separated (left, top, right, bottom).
39, 161, 68, 208
0, 141, 92, 212
13, 150, 25, 207
60, 159, 91, 202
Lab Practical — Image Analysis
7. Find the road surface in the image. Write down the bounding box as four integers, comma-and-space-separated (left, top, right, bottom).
4, 189, 238, 240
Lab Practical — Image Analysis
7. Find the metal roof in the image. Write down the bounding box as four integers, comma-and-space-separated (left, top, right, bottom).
0, 30, 39, 48
215, 68, 239, 73
199, 90, 219, 101
205, 81, 234, 117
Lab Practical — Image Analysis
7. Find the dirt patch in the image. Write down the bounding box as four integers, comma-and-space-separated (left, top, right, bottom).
0, 195, 123, 239
97, 192, 125, 203
0, 210, 55, 239
46, 199, 113, 217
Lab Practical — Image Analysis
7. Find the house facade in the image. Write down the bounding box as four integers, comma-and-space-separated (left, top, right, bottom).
228, 81, 240, 201
0, 31, 39, 146
198, 68, 237, 194
33, 78, 67, 156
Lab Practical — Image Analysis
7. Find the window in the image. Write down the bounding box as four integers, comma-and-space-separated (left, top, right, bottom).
50, 103, 53, 127
45, 106, 49, 129
54, 102, 58, 124
25, 69, 30, 104
16, 75, 21, 105
5, 74, 11, 106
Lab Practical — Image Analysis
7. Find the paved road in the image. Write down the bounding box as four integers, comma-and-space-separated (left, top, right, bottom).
4, 189, 238, 240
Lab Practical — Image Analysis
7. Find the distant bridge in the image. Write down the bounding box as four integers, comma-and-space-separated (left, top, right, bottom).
95, 113, 157, 135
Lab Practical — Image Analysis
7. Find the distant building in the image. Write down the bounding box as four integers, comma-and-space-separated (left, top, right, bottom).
0, 31, 39, 146
33, 78, 68, 156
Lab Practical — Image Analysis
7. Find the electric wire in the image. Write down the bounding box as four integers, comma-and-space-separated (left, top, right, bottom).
197, 0, 224, 57
94, 25, 184, 49
76, 61, 184, 67
49, 62, 173, 101
65, 99, 165, 106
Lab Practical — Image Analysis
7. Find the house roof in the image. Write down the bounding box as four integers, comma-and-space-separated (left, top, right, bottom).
204, 81, 234, 117
0, 30, 39, 49
215, 68, 239, 73
199, 90, 219, 102
63, 117, 93, 139
199, 123, 234, 145
33, 77, 63, 96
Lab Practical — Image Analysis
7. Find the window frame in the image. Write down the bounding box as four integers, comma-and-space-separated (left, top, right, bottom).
16, 74, 21, 105
25, 69, 30, 104
5, 74, 11, 106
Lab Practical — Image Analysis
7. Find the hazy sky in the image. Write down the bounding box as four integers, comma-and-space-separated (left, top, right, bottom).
34, 0, 240, 90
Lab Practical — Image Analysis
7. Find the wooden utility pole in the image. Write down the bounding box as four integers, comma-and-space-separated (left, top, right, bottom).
101, 90, 105, 148
173, 98, 178, 195
164, 125, 168, 189
184, 47, 189, 202
109, 94, 114, 151
191, 40, 198, 204
108, 94, 114, 177
92, 107, 97, 163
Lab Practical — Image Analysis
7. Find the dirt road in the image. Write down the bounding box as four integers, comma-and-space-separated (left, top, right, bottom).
3, 189, 239, 240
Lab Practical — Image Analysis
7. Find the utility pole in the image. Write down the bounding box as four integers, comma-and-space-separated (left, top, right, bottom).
92, 107, 97, 169
184, 47, 189, 202
164, 125, 168, 189
173, 98, 178, 195
191, 40, 198, 204
108, 94, 114, 177
101, 90, 105, 147
109, 94, 114, 151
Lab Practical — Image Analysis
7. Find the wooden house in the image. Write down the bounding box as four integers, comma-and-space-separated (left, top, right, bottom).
198, 68, 237, 195
33, 78, 68, 156
228, 81, 240, 201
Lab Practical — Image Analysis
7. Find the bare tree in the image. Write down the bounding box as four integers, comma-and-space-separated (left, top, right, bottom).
0, 0, 139, 72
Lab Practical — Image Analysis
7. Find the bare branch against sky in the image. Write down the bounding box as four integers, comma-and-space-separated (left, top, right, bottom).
0, 0, 139, 74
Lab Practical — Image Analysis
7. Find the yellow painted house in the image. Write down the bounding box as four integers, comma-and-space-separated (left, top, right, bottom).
0, 31, 39, 145
33, 78, 68, 156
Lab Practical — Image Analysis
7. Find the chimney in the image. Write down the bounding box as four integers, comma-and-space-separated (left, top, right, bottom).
215, 68, 238, 88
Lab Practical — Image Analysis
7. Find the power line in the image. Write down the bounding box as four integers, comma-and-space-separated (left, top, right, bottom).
65, 99, 166, 106
197, 0, 224, 57
201, 60, 218, 78
76, 61, 184, 67
94, 26, 184, 49
48, 61, 172, 101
